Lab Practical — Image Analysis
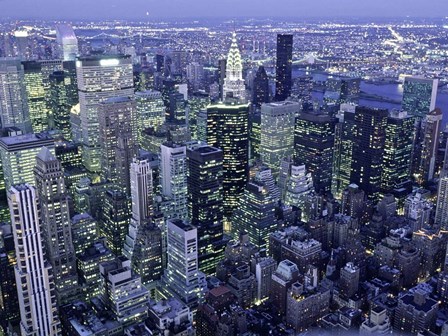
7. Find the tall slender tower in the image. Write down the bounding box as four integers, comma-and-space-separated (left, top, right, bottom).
8, 184, 61, 336
34, 147, 78, 303
275, 34, 293, 101
223, 33, 246, 101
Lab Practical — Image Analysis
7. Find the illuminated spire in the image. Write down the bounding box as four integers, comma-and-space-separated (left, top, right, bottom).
223, 32, 246, 101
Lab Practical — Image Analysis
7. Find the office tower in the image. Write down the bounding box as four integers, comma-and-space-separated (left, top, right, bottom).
286, 282, 330, 333
77, 241, 114, 300
275, 34, 293, 101
0, 133, 54, 191
218, 58, 226, 100
0, 58, 31, 133
187, 92, 210, 140
249, 112, 261, 160
168, 91, 187, 123
13, 31, 30, 60
324, 77, 361, 106
56, 24, 78, 61
339, 262, 360, 298
260, 101, 298, 177
186, 62, 204, 91
155, 54, 164, 73
292, 75, 313, 108
402, 77, 438, 119
381, 110, 415, 193
404, 190, 433, 231
34, 147, 78, 303
437, 175, 448, 229
71, 213, 97, 256
100, 257, 150, 326
0, 223, 20, 330
227, 264, 257, 308
417, 108, 442, 183
254, 165, 281, 202
206, 101, 249, 219
160, 142, 188, 220
393, 288, 438, 334
223, 33, 246, 100
49, 70, 73, 140
255, 257, 277, 302
271, 260, 300, 316
8, 184, 61, 336
252, 66, 270, 108
295, 109, 335, 193
332, 104, 356, 198
22, 61, 49, 133
350, 107, 388, 201
76, 55, 133, 174
98, 96, 137, 194
100, 189, 130, 256
284, 164, 314, 212
231, 179, 277, 251
187, 144, 224, 274
135, 90, 165, 144
163, 219, 207, 307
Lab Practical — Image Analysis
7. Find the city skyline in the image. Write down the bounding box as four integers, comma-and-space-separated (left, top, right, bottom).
1, 0, 448, 20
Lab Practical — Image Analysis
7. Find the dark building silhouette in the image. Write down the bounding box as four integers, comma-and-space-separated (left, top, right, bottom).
275, 34, 293, 101
252, 66, 269, 108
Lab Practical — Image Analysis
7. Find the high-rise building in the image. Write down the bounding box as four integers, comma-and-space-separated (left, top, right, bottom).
71, 213, 97, 256
223, 33, 246, 100
76, 55, 134, 174
231, 179, 277, 251
260, 101, 298, 177
417, 108, 442, 184
22, 61, 49, 133
381, 110, 415, 193
100, 257, 150, 326
160, 142, 188, 220
100, 188, 130, 256
436, 170, 448, 230
0, 58, 31, 133
8, 184, 61, 336
275, 34, 293, 101
324, 77, 361, 107
284, 164, 314, 213
271, 260, 299, 316
402, 77, 438, 119
49, 70, 73, 140
0, 132, 54, 191
56, 24, 78, 61
162, 219, 207, 307
187, 144, 224, 274
332, 104, 356, 198
98, 96, 137, 194
295, 109, 335, 193
34, 147, 78, 303
350, 106, 388, 200
206, 101, 249, 220
252, 66, 270, 108
135, 90, 165, 144
339, 262, 360, 298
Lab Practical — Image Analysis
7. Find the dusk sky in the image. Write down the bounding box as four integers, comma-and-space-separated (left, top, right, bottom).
1, 0, 448, 20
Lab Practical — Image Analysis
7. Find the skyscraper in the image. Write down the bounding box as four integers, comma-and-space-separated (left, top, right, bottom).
162, 219, 207, 307
402, 77, 438, 119
135, 90, 165, 145
223, 33, 246, 100
275, 34, 293, 101
22, 61, 49, 133
295, 110, 335, 193
252, 66, 270, 108
8, 184, 61, 336
187, 144, 224, 274
417, 108, 442, 184
381, 110, 415, 193
350, 106, 388, 201
206, 101, 249, 220
260, 101, 299, 178
160, 142, 188, 220
56, 24, 78, 61
98, 96, 137, 194
231, 179, 277, 251
0, 58, 31, 133
34, 147, 78, 303
76, 55, 133, 174
323, 77, 361, 107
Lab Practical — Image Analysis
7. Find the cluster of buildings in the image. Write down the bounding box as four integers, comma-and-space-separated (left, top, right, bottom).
0, 18, 448, 336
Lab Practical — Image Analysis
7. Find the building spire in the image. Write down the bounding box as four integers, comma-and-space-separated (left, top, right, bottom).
223, 32, 246, 101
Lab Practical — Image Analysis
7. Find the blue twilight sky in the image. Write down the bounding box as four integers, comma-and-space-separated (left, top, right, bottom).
0, 0, 447, 20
